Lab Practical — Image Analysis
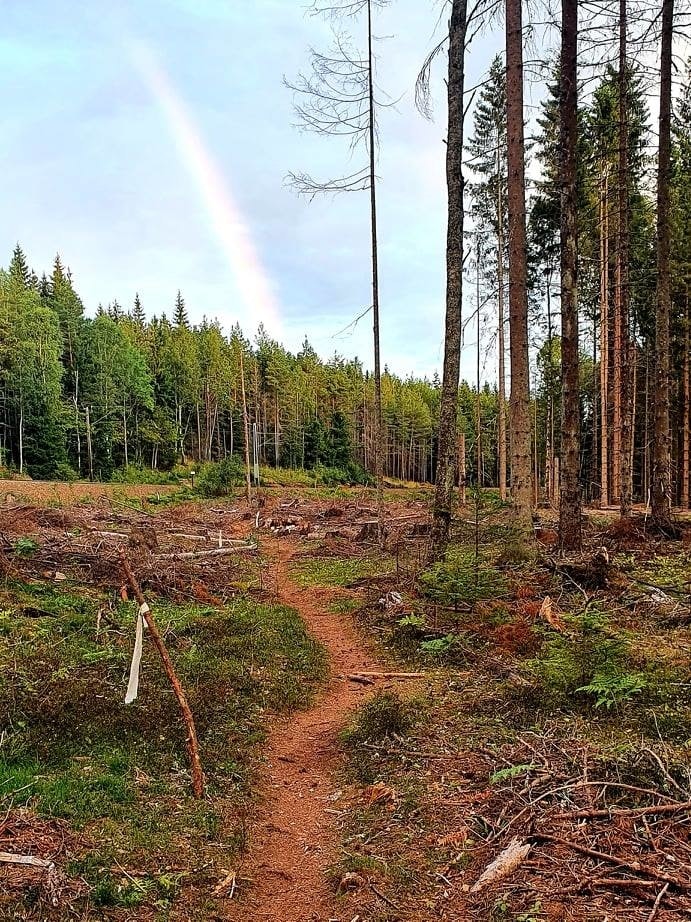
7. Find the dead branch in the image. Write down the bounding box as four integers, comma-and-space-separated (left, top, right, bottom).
534, 834, 691, 891
118, 548, 205, 798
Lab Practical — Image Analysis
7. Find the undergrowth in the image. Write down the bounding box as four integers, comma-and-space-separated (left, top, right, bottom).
0, 581, 327, 916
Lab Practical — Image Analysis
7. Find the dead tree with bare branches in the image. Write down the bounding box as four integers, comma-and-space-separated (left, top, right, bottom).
286, 0, 388, 544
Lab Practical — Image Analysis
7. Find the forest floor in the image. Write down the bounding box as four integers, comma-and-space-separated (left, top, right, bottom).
0, 483, 689, 920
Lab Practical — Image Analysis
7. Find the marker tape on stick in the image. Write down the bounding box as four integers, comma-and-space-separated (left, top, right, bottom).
125, 603, 149, 704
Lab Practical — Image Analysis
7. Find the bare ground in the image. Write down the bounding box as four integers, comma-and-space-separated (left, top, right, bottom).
224, 536, 392, 922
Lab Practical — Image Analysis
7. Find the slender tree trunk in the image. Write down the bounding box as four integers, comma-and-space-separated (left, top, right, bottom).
123, 401, 129, 467
652, 0, 674, 528
18, 396, 24, 475
682, 291, 690, 508
366, 0, 385, 545
617, 0, 633, 517
430, 0, 467, 556
85, 404, 94, 481
497, 148, 508, 502
559, 0, 581, 551
239, 349, 252, 504
505, 0, 533, 525
546, 275, 555, 504
600, 167, 610, 506
458, 432, 466, 505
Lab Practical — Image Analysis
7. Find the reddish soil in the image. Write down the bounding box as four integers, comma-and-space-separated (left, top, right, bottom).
225, 536, 387, 922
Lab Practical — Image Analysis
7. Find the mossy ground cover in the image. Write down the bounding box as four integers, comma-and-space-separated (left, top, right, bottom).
0, 578, 327, 919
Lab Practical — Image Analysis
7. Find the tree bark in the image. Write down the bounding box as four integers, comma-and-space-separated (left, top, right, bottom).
617, 0, 633, 517
651, 0, 674, 528
367, 0, 385, 545
238, 348, 252, 504
497, 146, 508, 502
505, 0, 533, 525
600, 168, 610, 506
430, 0, 467, 556
559, 0, 581, 551
683, 291, 690, 508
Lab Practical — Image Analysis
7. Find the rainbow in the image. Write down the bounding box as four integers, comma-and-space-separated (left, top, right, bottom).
129, 40, 282, 336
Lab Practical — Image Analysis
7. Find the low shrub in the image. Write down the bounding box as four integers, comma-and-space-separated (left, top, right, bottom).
110, 465, 179, 486
419, 549, 507, 609
343, 691, 416, 745
194, 457, 245, 497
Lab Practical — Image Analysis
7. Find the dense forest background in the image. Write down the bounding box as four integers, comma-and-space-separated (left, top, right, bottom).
1, 52, 690, 508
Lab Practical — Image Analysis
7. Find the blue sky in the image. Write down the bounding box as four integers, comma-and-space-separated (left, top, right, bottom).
1, 0, 509, 379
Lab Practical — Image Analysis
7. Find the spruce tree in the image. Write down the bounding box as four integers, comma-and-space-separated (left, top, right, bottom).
174, 291, 189, 328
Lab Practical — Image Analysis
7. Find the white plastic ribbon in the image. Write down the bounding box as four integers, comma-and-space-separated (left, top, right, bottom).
125, 602, 149, 704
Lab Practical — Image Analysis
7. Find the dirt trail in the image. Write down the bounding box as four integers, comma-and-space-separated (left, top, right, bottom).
225, 537, 384, 922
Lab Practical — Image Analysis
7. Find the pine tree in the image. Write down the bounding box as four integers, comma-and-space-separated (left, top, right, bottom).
467, 54, 508, 501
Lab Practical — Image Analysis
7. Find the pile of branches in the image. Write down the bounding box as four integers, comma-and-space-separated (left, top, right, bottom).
342, 728, 691, 919
0, 501, 261, 603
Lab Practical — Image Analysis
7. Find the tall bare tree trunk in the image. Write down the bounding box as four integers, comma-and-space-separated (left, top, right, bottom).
238, 349, 252, 505
496, 147, 508, 501
600, 168, 610, 506
505, 0, 533, 525
683, 291, 690, 508
559, 0, 581, 550
617, 0, 633, 517
652, 0, 674, 528
430, 0, 467, 556
366, 0, 385, 545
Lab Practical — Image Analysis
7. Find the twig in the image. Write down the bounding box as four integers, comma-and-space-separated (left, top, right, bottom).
646, 883, 670, 921
558, 800, 691, 820
370, 883, 400, 910
534, 834, 690, 890
118, 548, 205, 798
641, 747, 689, 798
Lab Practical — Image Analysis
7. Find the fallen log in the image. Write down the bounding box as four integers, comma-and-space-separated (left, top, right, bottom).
155, 544, 256, 560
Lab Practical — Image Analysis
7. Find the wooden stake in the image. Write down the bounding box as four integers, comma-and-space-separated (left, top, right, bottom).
118, 549, 205, 798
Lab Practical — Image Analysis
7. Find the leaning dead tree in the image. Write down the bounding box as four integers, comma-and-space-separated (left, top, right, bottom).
286, 0, 388, 545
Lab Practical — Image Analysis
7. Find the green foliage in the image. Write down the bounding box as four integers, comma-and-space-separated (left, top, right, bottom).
419, 549, 507, 608
530, 605, 645, 710
419, 634, 458, 656
13, 537, 38, 556
577, 672, 647, 709
344, 691, 416, 745
110, 464, 180, 485
490, 763, 536, 785
195, 456, 245, 497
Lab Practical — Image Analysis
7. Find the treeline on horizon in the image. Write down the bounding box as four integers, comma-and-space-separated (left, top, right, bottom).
0, 54, 690, 506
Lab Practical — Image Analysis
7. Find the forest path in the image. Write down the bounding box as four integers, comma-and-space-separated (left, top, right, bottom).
224, 535, 384, 922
